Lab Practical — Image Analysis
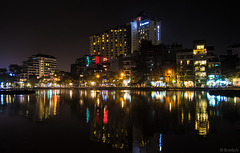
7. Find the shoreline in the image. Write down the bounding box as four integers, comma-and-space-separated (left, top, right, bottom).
1, 87, 240, 97
31, 86, 240, 91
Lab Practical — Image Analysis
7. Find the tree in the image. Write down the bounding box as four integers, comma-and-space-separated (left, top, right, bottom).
177, 65, 194, 87
28, 74, 39, 87
131, 62, 149, 87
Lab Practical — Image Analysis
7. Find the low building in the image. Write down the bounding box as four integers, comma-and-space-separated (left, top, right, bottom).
176, 40, 221, 87
176, 49, 194, 87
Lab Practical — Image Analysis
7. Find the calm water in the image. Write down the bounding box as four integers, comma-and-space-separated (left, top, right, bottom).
0, 89, 240, 153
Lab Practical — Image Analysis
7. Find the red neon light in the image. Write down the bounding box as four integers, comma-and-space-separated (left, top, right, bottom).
95, 56, 100, 64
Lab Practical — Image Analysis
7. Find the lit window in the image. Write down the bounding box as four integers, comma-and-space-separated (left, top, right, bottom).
187, 60, 190, 65
200, 67, 205, 71
197, 45, 204, 50
201, 60, 206, 65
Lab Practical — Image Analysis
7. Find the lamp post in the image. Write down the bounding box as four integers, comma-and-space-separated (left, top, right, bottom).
95, 74, 100, 86
167, 70, 172, 87
120, 72, 125, 86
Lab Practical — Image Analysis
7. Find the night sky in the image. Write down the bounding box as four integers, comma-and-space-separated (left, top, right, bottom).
1, 0, 239, 72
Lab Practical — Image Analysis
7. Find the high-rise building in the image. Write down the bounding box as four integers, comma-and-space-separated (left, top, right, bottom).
89, 13, 161, 60
20, 54, 57, 80
89, 26, 130, 60
130, 13, 161, 53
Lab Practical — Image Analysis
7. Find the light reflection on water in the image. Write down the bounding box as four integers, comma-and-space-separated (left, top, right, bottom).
0, 89, 240, 152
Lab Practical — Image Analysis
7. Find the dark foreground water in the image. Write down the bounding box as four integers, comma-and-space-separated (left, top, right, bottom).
0, 89, 240, 153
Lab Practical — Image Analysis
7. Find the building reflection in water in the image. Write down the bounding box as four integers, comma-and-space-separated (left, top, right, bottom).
88, 90, 131, 150
79, 90, 239, 152
195, 93, 209, 136
0, 89, 240, 152
37, 90, 60, 121
0, 90, 60, 121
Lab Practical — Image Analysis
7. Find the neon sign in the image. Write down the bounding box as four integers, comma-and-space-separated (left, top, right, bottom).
86, 56, 90, 67
157, 25, 160, 41
139, 21, 149, 26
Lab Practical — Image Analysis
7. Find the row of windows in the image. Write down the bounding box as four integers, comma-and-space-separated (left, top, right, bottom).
179, 60, 192, 65
93, 35, 127, 40
93, 40, 127, 45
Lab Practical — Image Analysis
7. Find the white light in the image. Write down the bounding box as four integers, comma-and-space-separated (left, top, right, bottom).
140, 21, 149, 26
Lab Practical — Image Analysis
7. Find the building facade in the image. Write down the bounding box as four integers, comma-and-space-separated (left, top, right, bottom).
177, 40, 221, 87
89, 13, 161, 61
130, 14, 161, 53
89, 26, 130, 60
20, 54, 57, 81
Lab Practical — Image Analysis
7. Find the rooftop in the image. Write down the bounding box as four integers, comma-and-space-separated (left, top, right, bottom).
32, 54, 56, 59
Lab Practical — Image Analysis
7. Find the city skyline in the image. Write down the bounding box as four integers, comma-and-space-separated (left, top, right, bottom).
1, 1, 240, 71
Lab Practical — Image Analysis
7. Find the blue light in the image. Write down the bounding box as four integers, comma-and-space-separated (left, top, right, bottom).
140, 21, 149, 26
86, 56, 90, 67
1, 95, 4, 105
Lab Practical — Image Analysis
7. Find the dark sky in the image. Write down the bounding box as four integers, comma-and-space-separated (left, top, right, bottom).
0, 0, 239, 72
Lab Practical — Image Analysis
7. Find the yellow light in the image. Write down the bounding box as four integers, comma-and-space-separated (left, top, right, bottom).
96, 75, 100, 78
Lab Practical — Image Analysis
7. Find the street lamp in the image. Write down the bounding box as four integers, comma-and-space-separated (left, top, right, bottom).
167, 69, 172, 87
168, 70, 172, 75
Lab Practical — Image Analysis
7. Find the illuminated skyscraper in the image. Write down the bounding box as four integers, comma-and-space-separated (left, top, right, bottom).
130, 13, 161, 53
89, 13, 161, 60
89, 26, 130, 60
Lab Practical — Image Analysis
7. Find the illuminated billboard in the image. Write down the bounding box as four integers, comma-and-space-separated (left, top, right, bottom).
139, 21, 149, 26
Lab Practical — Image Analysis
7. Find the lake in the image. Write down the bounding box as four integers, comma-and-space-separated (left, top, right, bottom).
0, 89, 240, 153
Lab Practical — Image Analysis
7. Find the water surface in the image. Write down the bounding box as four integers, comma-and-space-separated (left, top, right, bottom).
0, 89, 240, 153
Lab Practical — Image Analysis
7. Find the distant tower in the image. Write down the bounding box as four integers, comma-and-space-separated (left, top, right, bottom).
130, 12, 161, 53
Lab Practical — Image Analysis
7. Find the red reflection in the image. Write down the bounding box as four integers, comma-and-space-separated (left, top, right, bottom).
96, 109, 100, 123
103, 109, 108, 124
